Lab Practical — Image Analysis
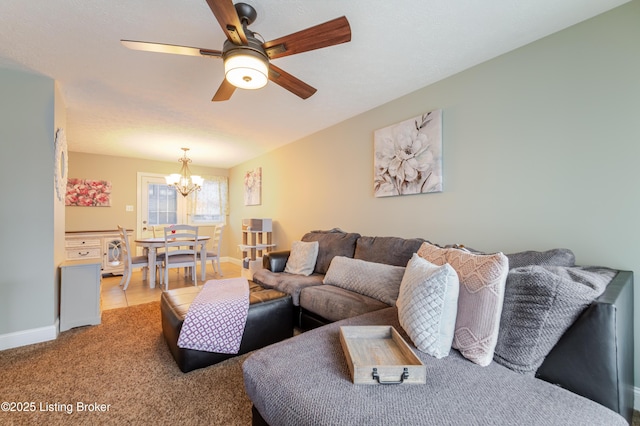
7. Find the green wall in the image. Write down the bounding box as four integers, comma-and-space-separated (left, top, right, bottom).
0, 68, 57, 336
230, 2, 640, 389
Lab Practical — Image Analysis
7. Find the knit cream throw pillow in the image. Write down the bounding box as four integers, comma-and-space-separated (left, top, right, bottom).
417, 242, 508, 367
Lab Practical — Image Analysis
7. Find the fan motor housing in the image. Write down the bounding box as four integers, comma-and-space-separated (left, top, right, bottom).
235, 2, 257, 26
222, 35, 268, 60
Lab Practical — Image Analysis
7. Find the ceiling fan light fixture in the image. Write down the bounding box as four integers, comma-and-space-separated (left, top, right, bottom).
224, 49, 269, 90
122, 3, 351, 101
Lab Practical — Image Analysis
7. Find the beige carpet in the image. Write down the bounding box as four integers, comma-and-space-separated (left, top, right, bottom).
2, 303, 638, 426
0, 302, 252, 425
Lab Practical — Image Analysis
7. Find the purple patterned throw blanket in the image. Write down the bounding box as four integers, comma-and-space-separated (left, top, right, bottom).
177, 278, 250, 354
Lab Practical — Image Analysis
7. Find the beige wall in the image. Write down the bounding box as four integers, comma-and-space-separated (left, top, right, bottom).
229, 2, 640, 386
66, 152, 230, 252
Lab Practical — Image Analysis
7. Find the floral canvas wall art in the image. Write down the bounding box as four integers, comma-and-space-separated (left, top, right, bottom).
244, 167, 262, 206
65, 178, 112, 207
374, 109, 443, 197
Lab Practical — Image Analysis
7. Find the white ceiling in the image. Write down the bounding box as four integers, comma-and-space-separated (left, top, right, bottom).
0, 0, 629, 168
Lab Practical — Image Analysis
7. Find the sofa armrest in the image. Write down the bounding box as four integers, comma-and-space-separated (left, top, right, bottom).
263, 250, 291, 273
535, 270, 634, 422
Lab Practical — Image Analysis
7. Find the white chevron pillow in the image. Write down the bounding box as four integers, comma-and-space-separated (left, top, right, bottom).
396, 253, 459, 359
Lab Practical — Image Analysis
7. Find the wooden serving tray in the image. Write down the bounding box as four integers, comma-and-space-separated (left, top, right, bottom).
339, 326, 426, 385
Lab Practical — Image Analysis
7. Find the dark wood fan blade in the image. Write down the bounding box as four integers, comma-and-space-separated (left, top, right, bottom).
212, 79, 236, 102
205, 0, 247, 45
120, 40, 222, 57
263, 16, 351, 59
268, 64, 317, 99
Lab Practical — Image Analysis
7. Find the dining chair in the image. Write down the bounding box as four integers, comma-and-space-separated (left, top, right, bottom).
117, 225, 163, 290
200, 224, 225, 277
162, 224, 199, 290
151, 225, 166, 238
151, 225, 168, 259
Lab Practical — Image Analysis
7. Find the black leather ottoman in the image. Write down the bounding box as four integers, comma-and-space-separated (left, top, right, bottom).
161, 280, 293, 373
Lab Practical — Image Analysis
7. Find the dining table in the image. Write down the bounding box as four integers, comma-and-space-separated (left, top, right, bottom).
134, 235, 210, 289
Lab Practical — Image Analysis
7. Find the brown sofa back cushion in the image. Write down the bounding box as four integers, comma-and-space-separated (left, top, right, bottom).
301, 229, 360, 274
354, 236, 427, 266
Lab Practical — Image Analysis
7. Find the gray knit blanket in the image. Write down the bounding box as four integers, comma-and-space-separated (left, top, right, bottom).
243, 307, 625, 426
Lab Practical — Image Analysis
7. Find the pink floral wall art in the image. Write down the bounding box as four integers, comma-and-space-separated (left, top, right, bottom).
374, 109, 443, 197
65, 178, 112, 207
244, 167, 262, 206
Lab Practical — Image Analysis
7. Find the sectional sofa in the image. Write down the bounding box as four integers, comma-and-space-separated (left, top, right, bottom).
246, 229, 634, 425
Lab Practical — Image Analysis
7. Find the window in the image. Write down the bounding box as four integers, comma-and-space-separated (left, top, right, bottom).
188, 176, 229, 226
148, 183, 178, 225
138, 173, 228, 236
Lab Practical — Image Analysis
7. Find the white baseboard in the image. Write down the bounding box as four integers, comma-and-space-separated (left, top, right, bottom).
0, 320, 58, 351
224, 256, 242, 266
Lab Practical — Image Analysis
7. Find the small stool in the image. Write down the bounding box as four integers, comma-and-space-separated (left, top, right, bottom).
161, 280, 293, 372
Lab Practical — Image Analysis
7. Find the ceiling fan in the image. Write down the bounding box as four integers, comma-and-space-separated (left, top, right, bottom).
121, 1, 351, 102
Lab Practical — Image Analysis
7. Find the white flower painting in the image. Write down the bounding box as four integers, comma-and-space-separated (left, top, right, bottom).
374, 109, 442, 197
244, 167, 262, 206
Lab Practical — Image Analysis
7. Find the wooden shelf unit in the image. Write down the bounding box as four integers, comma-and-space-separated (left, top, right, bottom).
240, 219, 275, 278
240, 219, 275, 261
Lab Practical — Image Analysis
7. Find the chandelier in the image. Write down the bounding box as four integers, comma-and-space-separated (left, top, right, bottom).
165, 148, 204, 197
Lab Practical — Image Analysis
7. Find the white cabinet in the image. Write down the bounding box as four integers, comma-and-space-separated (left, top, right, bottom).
65, 230, 132, 275
102, 235, 126, 274
60, 259, 102, 332
65, 236, 101, 261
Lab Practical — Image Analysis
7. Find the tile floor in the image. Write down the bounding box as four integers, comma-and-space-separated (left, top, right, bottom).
101, 261, 242, 310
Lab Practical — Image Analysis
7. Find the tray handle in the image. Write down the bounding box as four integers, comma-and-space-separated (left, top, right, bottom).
372, 368, 409, 385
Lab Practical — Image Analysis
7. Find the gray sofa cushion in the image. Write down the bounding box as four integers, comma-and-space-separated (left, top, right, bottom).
252, 269, 324, 306
301, 229, 360, 274
323, 256, 405, 305
353, 235, 426, 266
299, 285, 388, 322
506, 248, 575, 269
494, 266, 614, 374
243, 307, 626, 426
